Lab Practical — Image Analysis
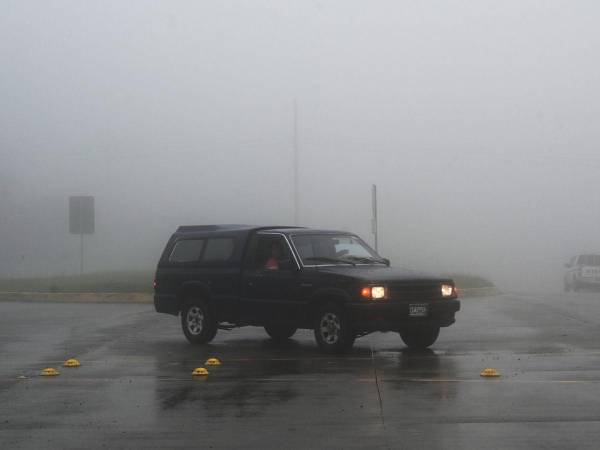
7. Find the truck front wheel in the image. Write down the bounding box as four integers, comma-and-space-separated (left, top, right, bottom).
313, 304, 355, 353
181, 300, 218, 344
399, 326, 440, 350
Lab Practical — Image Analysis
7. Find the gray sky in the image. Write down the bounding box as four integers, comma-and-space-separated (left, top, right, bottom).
2, 0, 600, 289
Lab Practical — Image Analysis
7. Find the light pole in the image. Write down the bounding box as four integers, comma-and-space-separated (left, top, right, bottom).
372, 184, 378, 252
293, 99, 299, 226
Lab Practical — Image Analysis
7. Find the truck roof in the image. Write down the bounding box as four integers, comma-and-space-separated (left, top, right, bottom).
173, 225, 351, 237
265, 228, 351, 235
176, 224, 255, 233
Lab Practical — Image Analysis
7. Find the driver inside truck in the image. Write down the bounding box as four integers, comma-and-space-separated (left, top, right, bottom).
265, 242, 280, 270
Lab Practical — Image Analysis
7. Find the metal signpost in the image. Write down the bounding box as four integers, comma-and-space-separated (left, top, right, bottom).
69, 196, 94, 274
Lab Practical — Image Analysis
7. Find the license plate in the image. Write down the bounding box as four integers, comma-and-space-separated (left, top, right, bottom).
409, 304, 428, 317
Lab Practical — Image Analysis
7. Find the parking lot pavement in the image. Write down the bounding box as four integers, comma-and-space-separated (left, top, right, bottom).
2, 292, 600, 449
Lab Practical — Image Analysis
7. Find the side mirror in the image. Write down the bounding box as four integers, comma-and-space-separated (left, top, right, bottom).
383, 258, 390, 267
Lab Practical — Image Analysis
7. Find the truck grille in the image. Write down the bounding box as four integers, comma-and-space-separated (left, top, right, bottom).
388, 283, 442, 301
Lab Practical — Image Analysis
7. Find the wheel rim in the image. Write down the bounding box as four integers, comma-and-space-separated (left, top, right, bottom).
319, 312, 341, 344
186, 306, 204, 335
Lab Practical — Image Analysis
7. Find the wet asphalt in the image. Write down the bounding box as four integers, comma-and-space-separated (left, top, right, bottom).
1, 292, 600, 449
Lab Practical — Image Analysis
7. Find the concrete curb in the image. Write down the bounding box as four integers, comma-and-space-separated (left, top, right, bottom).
0, 292, 153, 304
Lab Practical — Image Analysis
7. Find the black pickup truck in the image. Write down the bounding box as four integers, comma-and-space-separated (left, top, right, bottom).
154, 225, 460, 353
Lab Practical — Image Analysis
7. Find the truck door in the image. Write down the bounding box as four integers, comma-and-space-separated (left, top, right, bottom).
241, 233, 301, 323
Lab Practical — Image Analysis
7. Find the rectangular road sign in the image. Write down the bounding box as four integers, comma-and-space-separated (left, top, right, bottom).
69, 196, 94, 234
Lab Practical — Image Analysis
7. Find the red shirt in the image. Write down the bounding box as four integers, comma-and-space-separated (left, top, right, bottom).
265, 257, 279, 270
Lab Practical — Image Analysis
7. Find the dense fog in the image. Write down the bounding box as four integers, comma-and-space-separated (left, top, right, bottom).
2, 1, 600, 291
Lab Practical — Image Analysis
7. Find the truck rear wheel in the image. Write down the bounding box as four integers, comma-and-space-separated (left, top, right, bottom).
399, 326, 440, 350
264, 322, 297, 341
181, 300, 217, 344
313, 304, 355, 354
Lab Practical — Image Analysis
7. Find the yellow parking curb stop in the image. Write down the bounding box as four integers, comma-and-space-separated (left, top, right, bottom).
41, 368, 60, 377
64, 358, 81, 368
205, 358, 221, 366
192, 367, 209, 376
480, 368, 500, 377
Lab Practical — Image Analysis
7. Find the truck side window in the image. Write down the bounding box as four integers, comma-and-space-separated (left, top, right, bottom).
169, 239, 205, 263
202, 238, 235, 263
247, 235, 293, 271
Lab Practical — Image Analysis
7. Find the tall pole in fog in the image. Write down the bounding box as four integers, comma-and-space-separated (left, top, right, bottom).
293, 99, 299, 226
372, 184, 378, 252
80, 232, 84, 274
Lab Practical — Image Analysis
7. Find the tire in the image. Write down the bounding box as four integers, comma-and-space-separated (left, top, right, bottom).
264, 322, 297, 341
313, 303, 356, 354
399, 326, 440, 350
181, 299, 218, 344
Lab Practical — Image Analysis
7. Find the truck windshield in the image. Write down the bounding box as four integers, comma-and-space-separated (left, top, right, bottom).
291, 234, 385, 266
577, 255, 600, 266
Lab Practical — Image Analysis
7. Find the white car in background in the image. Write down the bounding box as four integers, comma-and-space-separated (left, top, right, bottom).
564, 254, 600, 292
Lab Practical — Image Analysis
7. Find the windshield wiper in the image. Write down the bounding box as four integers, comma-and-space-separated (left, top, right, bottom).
304, 256, 355, 266
345, 256, 388, 265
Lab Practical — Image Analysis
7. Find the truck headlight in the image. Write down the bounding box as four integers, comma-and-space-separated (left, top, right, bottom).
441, 283, 456, 298
371, 286, 386, 299
361, 286, 387, 300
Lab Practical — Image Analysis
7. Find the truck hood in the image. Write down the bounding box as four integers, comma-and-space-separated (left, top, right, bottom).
313, 265, 452, 283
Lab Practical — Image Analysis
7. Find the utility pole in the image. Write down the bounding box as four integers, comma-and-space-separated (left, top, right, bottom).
79, 202, 84, 274
293, 99, 299, 226
80, 232, 84, 274
371, 184, 378, 252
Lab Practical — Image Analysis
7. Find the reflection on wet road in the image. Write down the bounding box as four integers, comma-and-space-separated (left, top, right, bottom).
2, 292, 600, 449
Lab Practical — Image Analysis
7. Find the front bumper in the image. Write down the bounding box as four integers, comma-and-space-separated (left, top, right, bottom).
347, 299, 460, 332
574, 276, 600, 286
